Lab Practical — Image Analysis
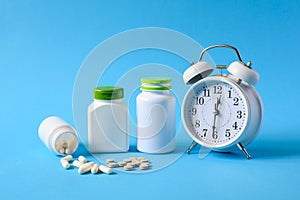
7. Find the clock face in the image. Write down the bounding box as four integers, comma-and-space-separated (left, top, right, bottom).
182, 76, 249, 148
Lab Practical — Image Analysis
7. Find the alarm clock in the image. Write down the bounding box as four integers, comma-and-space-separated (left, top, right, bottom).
182, 44, 263, 158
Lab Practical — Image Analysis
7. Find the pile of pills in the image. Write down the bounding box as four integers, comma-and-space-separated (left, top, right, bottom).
106, 157, 151, 171
60, 155, 112, 175
60, 155, 151, 174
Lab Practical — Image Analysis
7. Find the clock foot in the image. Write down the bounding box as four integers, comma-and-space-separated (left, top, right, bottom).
186, 141, 198, 154
237, 142, 251, 159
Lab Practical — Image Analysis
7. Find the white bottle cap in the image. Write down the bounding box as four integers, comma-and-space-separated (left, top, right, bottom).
38, 116, 78, 156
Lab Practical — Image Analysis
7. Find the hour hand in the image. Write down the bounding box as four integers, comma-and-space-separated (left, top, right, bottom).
216, 95, 221, 108
213, 96, 221, 115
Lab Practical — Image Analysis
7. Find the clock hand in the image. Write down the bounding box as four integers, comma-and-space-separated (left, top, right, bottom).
210, 97, 221, 139
212, 112, 217, 131
211, 95, 222, 139
216, 95, 221, 111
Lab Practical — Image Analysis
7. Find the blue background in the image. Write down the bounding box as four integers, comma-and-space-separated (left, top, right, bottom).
1, 0, 300, 199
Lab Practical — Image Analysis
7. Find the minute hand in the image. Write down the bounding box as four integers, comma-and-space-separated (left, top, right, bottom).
212, 96, 222, 138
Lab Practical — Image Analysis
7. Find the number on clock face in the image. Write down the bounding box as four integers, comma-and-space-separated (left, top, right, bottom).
186, 79, 248, 147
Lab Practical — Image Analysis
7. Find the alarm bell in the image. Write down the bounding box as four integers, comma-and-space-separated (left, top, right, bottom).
183, 61, 213, 85
227, 61, 259, 86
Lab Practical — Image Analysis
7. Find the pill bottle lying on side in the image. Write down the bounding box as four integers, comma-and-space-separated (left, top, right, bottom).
38, 116, 78, 156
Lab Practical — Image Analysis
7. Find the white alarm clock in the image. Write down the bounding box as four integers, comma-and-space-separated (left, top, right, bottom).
182, 44, 263, 158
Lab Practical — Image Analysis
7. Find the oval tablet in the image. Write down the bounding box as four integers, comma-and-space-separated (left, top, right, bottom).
91, 164, 99, 174
61, 155, 73, 162
72, 160, 82, 168
60, 159, 70, 169
99, 165, 112, 174
78, 156, 87, 164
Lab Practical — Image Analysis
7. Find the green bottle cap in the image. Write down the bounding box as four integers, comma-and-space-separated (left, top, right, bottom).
140, 77, 172, 90
94, 86, 124, 100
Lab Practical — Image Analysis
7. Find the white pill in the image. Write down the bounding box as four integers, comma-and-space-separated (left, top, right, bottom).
139, 164, 149, 170
61, 155, 73, 162
106, 159, 115, 163
91, 164, 99, 174
126, 163, 136, 168
140, 160, 149, 164
133, 161, 141, 167
139, 163, 150, 169
129, 157, 136, 160
78, 156, 87, 164
58, 148, 65, 154
123, 158, 131, 163
138, 157, 146, 160
87, 162, 95, 167
141, 162, 150, 166
72, 160, 82, 168
99, 165, 112, 174
141, 162, 149, 166
78, 162, 94, 174
60, 159, 70, 169
65, 148, 72, 155
118, 161, 126, 167
108, 162, 119, 168
124, 165, 133, 171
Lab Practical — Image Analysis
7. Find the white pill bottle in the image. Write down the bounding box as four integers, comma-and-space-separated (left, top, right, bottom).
136, 77, 176, 154
88, 86, 129, 153
38, 116, 78, 155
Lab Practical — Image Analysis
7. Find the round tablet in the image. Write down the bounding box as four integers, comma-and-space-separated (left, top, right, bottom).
106, 159, 115, 163
108, 162, 119, 168
118, 161, 126, 167
139, 164, 149, 170
124, 165, 134, 171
